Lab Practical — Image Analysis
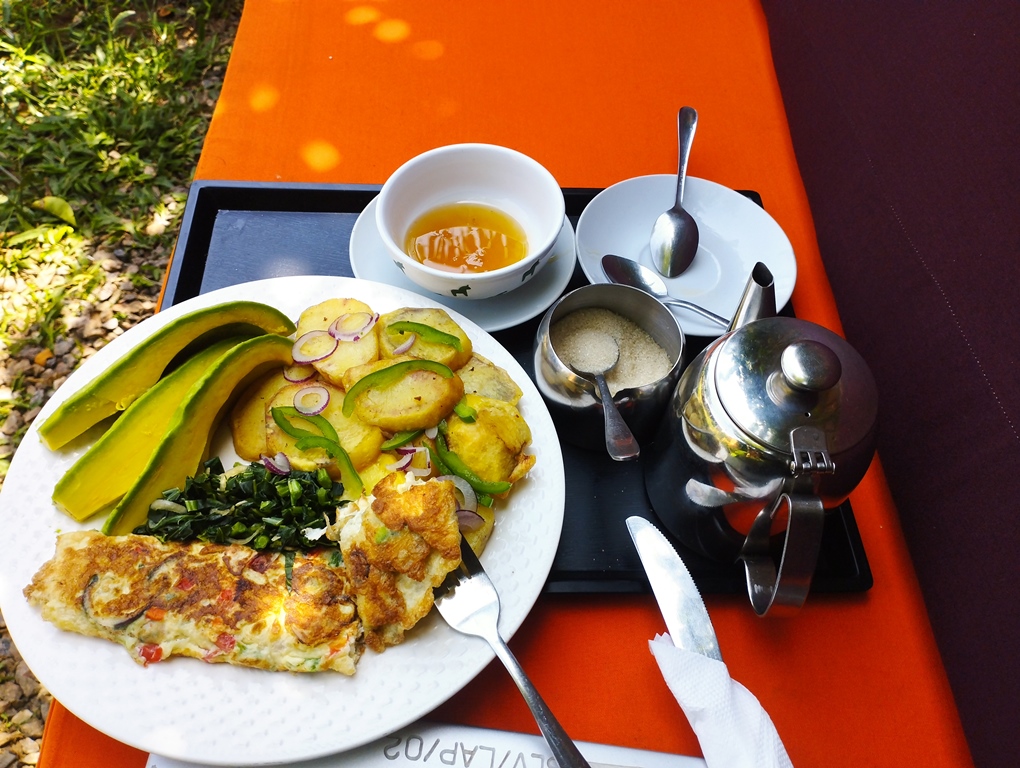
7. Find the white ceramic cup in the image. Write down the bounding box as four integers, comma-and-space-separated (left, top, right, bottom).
375, 143, 565, 300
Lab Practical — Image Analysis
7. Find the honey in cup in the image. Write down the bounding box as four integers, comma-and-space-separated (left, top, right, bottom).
404, 202, 528, 274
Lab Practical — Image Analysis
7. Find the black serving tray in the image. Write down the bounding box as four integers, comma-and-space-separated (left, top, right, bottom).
164, 180, 872, 596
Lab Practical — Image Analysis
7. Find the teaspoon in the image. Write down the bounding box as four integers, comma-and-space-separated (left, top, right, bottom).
649, 106, 700, 277
601, 254, 728, 328
566, 334, 640, 462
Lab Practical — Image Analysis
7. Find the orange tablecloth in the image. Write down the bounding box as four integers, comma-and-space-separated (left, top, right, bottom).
40, 2, 972, 766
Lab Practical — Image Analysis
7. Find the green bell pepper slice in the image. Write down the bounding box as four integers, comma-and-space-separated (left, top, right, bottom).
388, 321, 462, 351
427, 444, 452, 477
271, 406, 340, 444
380, 429, 424, 451
453, 400, 477, 422
433, 431, 512, 495
294, 435, 363, 498
342, 359, 454, 417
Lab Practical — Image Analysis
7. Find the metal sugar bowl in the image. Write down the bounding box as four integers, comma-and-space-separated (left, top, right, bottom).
534, 283, 686, 458
644, 265, 878, 615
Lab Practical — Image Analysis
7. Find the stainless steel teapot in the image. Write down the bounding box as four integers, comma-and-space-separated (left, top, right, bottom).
644, 264, 878, 615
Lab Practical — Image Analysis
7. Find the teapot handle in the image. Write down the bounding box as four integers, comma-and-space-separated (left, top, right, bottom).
739, 493, 824, 616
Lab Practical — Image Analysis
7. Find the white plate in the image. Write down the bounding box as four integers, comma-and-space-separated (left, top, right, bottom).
575, 175, 797, 337
0, 276, 565, 766
350, 197, 577, 332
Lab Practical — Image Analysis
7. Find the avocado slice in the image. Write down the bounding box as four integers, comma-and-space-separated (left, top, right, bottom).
102, 333, 295, 536
52, 336, 252, 522
38, 300, 296, 450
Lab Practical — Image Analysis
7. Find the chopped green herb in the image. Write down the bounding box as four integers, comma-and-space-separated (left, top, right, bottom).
284, 551, 295, 589
135, 457, 346, 553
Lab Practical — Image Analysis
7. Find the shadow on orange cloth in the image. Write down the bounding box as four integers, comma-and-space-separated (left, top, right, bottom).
39, 703, 146, 768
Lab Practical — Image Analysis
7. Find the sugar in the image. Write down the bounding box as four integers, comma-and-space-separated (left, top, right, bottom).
555, 327, 619, 374
550, 307, 671, 395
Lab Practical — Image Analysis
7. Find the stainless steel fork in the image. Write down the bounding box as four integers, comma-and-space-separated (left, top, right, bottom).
435, 540, 592, 768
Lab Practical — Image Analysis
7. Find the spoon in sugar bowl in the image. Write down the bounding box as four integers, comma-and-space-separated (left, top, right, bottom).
564, 332, 641, 461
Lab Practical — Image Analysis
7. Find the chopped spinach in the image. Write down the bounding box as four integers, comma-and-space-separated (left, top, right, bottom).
134, 457, 346, 553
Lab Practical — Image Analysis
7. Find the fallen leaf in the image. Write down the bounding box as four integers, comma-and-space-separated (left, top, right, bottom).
31, 197, 77, 226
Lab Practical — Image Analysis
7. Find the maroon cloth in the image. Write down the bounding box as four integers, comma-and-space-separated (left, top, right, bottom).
760, 3, 1019, 766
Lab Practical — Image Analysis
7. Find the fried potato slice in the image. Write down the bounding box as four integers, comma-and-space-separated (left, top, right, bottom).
229, 370, 288, 461
378, 307, 473, 370
356, 453, 399, 496
266, 381, 384, 473
456, 353, 523, 405
296, 298, 380, 386
444, 393, 534, 485
462, 504, 495, 556
341, 355, 464, 432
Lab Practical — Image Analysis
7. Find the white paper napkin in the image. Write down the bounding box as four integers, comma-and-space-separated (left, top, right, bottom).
649, 634, 793, 768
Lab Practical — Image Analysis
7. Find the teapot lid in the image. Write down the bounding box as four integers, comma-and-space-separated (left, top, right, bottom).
714, 316, 877, 455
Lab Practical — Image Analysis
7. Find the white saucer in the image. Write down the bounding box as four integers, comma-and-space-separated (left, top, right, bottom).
350, 197, 577, 332
575, 175, 797, 337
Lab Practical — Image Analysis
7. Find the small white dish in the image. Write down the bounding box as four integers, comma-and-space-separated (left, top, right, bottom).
374, 143, 565, 299
575, 175, 797, 337
352, 198, 577, 332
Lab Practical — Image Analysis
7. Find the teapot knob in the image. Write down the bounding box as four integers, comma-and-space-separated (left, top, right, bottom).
780, 340, 842, 393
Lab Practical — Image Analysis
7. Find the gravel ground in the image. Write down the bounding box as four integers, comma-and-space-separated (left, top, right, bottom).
0, 240, 168, 428
0, 235, 169, 764
0, 608, 49, 767
0, 5, 241, 759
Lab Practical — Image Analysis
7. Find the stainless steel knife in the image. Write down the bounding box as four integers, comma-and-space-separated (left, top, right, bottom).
626, 516, 722, 661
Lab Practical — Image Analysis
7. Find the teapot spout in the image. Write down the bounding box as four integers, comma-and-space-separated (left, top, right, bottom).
728, 262, 777, 332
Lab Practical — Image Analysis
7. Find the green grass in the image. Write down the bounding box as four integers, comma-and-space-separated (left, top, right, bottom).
0, 0, 241, 482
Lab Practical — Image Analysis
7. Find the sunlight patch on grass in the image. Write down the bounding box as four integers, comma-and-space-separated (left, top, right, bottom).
0, 1, 242, 484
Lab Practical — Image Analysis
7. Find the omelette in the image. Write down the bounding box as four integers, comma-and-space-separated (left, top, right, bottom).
24, 473, 463, 673
24, 530, 363, 673
334, 471, 462, 652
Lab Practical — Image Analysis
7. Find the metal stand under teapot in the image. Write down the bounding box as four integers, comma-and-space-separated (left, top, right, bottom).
644, 264, 878, 615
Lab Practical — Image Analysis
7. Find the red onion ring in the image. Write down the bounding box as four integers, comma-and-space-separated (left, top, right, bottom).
292, 330, 338, 363
456, 508, 485, 531
437, 474, 477, 512
424, 425, 438, 439
261, 452, 291, 475
387, 452, 414, 472
294, 385, 330, 415
328, 312, 379, 342
408, 446, 432, 476
283, 364, 316, 383
388, 445, 432, 476
392, 332, 416, 355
